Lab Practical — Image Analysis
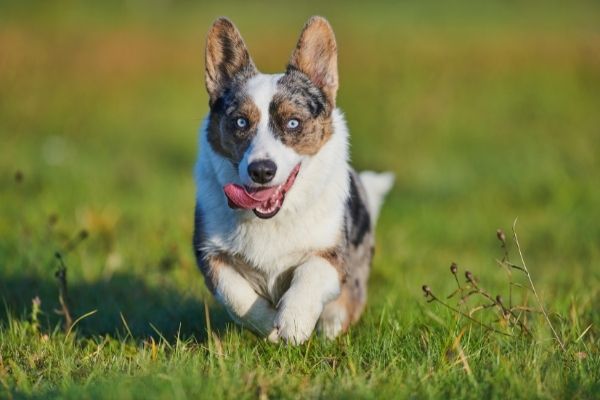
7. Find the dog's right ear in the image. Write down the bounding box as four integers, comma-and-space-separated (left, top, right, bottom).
205, 17, 257, 106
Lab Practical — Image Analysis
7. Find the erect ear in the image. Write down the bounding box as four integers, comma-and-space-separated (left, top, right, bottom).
205, 17, 257, 106
287, 16, 338, 107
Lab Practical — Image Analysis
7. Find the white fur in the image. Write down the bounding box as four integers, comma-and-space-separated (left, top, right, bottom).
359, 171, 395, 223
195, 73, 352, 343
272, 257, 340, 344
238, 74, 301, 188
318, 302, 348, 339
215, 265, 277, 336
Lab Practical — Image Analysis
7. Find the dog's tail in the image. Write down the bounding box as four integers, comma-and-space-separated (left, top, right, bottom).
359, 171, 395, 224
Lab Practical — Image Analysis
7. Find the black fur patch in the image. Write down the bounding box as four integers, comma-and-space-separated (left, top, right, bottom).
345, 173, 371, 247
192, 205, 215, 293
206, 83, 261, 163
211, 79, 253, 114
192, 204, 206, 270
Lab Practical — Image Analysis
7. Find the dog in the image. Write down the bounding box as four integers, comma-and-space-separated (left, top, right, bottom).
193, 16, 394, 344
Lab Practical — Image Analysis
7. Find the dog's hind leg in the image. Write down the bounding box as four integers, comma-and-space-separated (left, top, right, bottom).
317, 270, 368, 339
318, 290, 353, 339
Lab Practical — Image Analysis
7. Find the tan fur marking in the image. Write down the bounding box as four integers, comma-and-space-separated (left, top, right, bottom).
321, 288, 355, 335
336, 289, 355, 328
270, 98, 334, 155
331, 280, 368, 331
316, 247, 347, 283
201, 253, 227, 295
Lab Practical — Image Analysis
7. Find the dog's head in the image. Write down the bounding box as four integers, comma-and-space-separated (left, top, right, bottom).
204, 16, 339, 219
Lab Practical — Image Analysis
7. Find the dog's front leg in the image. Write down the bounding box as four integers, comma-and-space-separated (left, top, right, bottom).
211, 260, 277, 337
272, 256, 341, 344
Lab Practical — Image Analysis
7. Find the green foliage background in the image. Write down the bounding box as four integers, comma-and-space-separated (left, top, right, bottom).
0, 1, 598, 398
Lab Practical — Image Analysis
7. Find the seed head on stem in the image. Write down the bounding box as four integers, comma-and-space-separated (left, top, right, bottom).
465, 270, 474, 283
496, 229, 506, 244
450, 262, 458, 275
422, 285, 432, 298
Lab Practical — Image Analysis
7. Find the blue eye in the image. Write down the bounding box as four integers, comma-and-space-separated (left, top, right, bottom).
286, 119, 300, 130
236, 117, 248, 129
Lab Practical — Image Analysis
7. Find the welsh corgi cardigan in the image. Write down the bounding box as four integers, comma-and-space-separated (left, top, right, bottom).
194, 16, 393, 344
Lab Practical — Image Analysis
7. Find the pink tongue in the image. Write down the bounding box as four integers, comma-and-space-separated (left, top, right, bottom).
223, 184, 278, 209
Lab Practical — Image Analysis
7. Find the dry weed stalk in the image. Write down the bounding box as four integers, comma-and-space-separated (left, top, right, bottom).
54, 252, 73, 333
423, 220, 565, 351
511, 219, 565, 351
52, 229, 88, 333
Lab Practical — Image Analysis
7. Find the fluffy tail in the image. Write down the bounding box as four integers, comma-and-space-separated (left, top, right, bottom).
359, 171, 394, 223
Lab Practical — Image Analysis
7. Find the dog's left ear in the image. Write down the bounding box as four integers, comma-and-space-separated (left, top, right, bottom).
288, 16, 338, 108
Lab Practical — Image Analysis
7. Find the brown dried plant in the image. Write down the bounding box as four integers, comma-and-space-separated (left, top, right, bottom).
423, 219, 565, 351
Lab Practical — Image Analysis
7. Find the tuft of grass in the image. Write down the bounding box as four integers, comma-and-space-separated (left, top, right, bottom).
422, 222, 570, 348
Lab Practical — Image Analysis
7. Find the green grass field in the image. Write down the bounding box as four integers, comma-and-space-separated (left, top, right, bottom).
1, 1, 599, 398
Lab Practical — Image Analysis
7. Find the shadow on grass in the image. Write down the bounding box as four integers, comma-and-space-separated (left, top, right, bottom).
0, 273, 232, 342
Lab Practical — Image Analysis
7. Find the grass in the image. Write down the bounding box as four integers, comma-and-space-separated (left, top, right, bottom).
1, 1, 599, 398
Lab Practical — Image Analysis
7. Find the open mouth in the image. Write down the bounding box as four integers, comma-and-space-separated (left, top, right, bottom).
223, 164, 301, 219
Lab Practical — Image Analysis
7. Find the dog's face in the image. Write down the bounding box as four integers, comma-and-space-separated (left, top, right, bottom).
204, 17, 339, 219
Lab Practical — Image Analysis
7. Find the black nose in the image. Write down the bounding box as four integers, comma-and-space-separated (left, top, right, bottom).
248, 160, 277, 184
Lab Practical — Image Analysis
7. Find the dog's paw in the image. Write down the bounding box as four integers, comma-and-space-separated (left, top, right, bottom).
272, 302, 322, 345
317, 301, 349, 339
317, 314, 344, 339
267, 328, 280, 343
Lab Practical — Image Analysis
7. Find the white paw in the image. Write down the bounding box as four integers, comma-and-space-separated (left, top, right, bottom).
317, 314, 344, 339
317, 302, 348, 339
267, 328, 280, 343
228, 298, 277, 337
272, 301, 322, 345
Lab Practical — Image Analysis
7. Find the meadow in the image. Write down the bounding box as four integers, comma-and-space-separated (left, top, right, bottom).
0, 1, 599, 398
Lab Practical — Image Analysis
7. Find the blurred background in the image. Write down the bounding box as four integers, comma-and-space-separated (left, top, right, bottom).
1, 1, 599, 337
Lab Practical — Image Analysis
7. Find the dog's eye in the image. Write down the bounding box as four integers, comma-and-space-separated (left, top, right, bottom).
235, 117, 248, 129
286, 118, 301, 131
